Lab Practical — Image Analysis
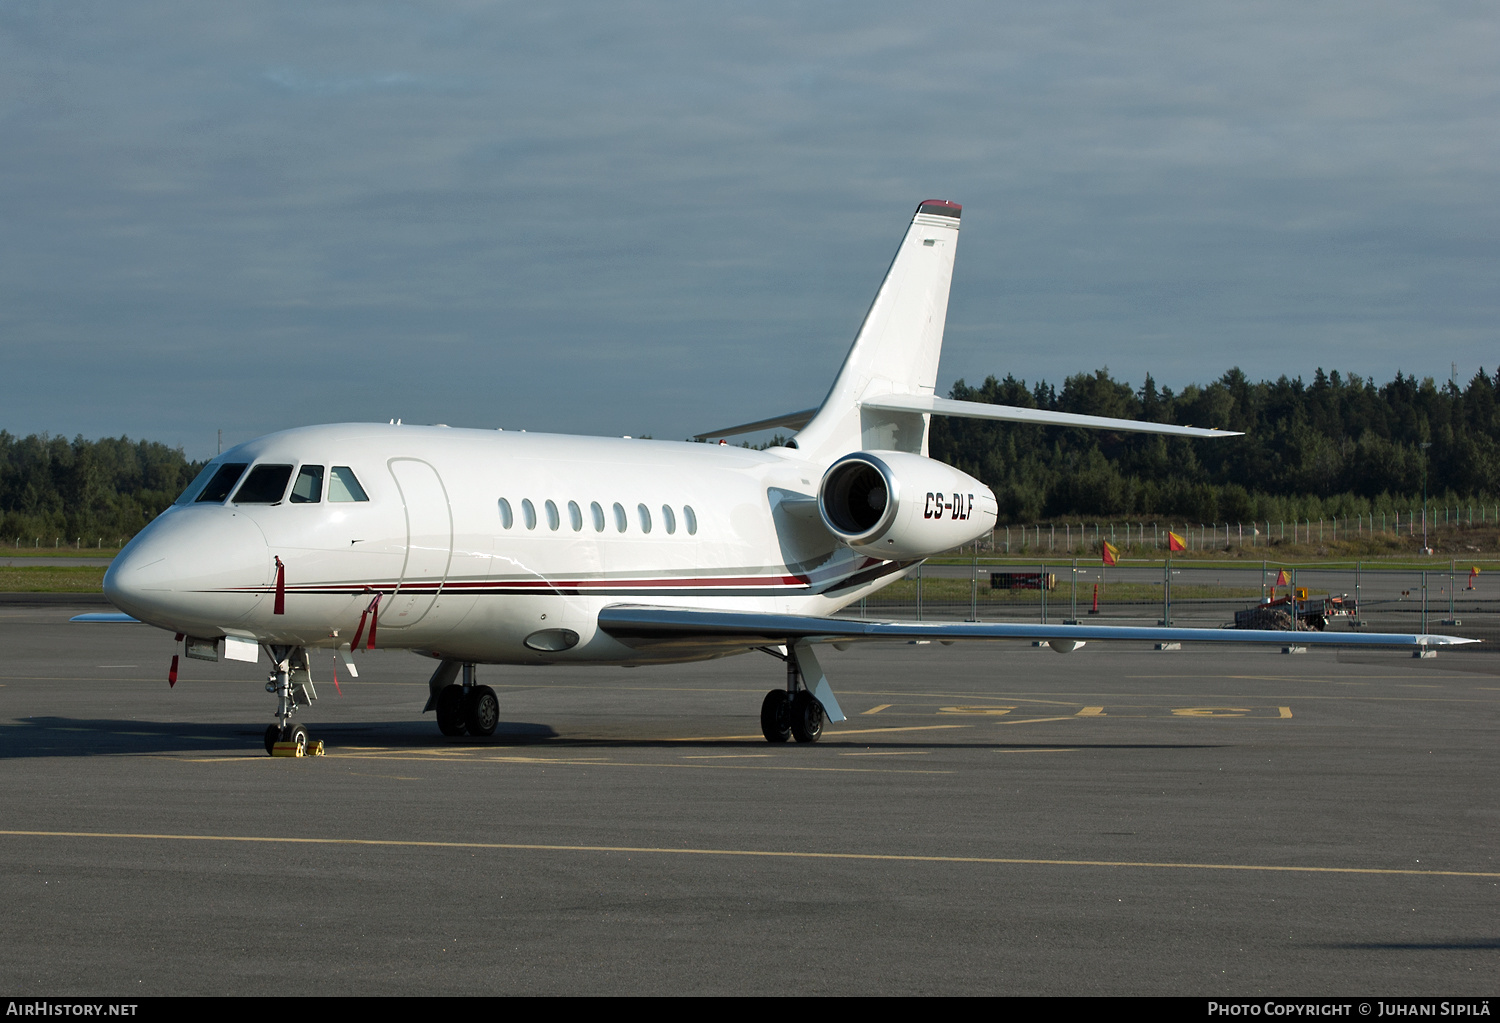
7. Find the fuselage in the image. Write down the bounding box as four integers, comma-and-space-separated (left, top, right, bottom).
104, 423, 918, 666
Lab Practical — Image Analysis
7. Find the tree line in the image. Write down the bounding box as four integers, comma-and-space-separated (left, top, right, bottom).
930, 367, 1500, 526
0, 432, 202, 545
6, 364, 1499, 543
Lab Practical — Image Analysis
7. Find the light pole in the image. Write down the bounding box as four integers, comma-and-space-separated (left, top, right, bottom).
1420, 441, 1433, 555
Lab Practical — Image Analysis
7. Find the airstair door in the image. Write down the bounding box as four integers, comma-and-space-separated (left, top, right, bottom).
384, 458, 452, 629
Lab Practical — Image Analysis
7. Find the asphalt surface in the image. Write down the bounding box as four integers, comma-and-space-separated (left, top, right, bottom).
1, 602, 1496, 995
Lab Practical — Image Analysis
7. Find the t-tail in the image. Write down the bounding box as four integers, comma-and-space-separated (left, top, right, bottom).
791, 199, 962, 462
695, 199, 1243, 460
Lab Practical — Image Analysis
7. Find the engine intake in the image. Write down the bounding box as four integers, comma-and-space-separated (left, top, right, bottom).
818, 451, 997, 559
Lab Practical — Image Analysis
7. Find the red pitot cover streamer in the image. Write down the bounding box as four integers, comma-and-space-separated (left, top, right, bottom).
350, 592, 382, 652
168, 654, 178, 688
273, 556, 286, 615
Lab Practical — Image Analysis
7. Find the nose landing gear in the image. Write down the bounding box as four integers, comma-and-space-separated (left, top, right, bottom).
263, 645, 321, 756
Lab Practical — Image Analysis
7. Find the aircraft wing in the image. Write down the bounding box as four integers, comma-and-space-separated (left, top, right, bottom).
597, 604, 1473, 654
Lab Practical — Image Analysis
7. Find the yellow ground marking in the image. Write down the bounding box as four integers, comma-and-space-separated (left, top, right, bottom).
938, 706, 1014, 715
1279, 706, 1293, 718
998, 716, 1076, 725
682, 754, 774, 760
1077, 706, 1105, 716
838, 750, 930, 757
328, 754, 951, 775
4, 829, 1494, 879
1171, 707, 1252, 717
862, 704, 892, 715
995, 748, 1076, 754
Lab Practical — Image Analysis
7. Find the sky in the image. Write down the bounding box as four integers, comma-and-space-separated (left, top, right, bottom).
2, 1, 1496, 459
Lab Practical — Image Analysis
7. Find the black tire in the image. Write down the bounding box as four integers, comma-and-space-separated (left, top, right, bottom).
790, 691, 824, 744
435, 684, 467, 736
760, 689, 791, 743
264, 724, 280, 756
281, 722, 309, 754
464, 685, 500, 737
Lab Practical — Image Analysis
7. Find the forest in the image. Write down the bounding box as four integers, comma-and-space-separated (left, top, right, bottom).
4, 365, 1499, 543
0, 432, 202, 545
931, 366, 1500, 525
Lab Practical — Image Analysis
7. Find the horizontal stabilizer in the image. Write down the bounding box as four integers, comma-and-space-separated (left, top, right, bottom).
860, 394, 1242, 439
599, 605, 1471, 653
694, 408, 818, 441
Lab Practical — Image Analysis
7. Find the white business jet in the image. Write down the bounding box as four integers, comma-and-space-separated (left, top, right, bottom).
90, 200, 1473, 754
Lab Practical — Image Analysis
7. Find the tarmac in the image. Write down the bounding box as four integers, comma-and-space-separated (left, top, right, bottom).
1, 600, 1496, 995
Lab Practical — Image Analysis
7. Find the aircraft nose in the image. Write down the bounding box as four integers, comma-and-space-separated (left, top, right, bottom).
105, 509, 271, 632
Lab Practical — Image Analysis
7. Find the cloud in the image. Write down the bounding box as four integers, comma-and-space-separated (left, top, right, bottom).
0, 1, 1495, 455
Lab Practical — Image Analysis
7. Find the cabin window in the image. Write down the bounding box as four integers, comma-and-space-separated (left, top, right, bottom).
545, 500, 560, 531
174, 462, 219, 505
498, 498, 514, 529
328, 466, 370, 502
233, 464, 294, 504
684, 505, 698, 535
591, 502, 605, 532
638, 503, 652, 533
522, 499, 537, 530
613, 502, 627, 533
661, 505, 676, 534
568, 501, 583, 531
195, 463, 247, 503
290, 465, 324, 504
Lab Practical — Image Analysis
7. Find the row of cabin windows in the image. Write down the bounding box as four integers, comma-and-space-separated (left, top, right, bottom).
499, 499, 697, 536
179, 462, 371, 506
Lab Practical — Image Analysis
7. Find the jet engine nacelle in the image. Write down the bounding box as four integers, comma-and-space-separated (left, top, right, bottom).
817, 450, 998, 559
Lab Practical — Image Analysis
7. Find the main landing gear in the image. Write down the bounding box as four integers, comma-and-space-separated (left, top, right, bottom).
760, 644, 827, 744
264, 646, 318, 756
425, 660, 498, 737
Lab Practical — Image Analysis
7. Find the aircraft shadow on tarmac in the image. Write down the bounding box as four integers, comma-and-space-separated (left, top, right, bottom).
1322, 940, 1500, 951
0, 716, 1224, 757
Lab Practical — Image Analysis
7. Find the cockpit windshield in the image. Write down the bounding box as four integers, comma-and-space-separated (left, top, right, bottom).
195, 463, 248, 503
174, 462, 218, 506
233, 464, 294, 504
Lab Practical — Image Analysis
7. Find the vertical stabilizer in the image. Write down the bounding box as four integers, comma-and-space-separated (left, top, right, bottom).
793, 200, 961, 461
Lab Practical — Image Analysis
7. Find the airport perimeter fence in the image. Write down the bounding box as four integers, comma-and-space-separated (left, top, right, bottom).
835, 556, 1500, 649
990, 505, 1500, 553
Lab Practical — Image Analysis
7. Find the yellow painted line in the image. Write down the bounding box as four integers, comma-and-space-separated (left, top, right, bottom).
328, 753, 952, 775
998, 716, 1077, 725
823, 724, 969, 737
838, 751, 929, 757
995, 748, 1075, 754
862, 704, 892, 715
3, 829, 1494, 879
938, 706, 1014, 716
1280, 706, 1293, 718
1077, 706, 1105, 716
682, 754, 774, 760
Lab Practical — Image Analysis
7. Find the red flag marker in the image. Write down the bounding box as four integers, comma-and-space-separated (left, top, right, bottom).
1102, 541, 1119, 566
1168, 531, 1186, 552
273, 556, 285, 615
